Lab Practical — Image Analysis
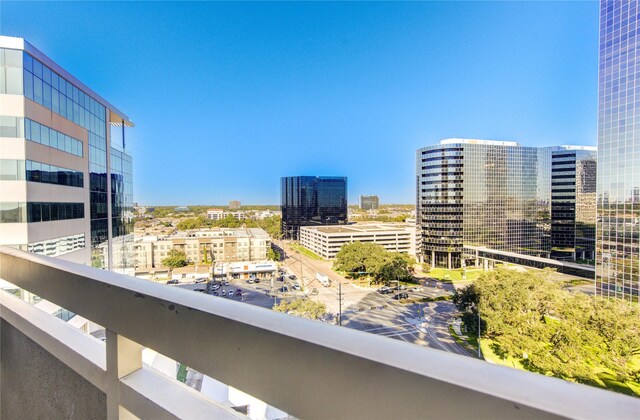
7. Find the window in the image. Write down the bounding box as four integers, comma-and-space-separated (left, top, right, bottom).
0, 116, 24, 138
0, 202, 26, 223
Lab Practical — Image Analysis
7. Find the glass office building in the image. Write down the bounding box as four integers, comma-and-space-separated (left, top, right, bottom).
417, 139, 553, 269
281, 176, 347, 240
0, 36, 134, 272
359, 195, 380, 210
551, 147, 597, 262
596, 1, 640, 300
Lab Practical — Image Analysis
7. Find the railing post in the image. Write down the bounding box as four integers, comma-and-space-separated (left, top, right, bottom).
106, 329, 143, 420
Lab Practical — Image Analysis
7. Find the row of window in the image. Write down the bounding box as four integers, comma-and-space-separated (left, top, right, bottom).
26, 160, 84, 187
0, 48, 22, 95
24, 52, 106, 135
25, 118, 84, 157
28, 233, 85, 258
0, 202, 85, 223
0, 116, 24, 138
0, 159, 25, 181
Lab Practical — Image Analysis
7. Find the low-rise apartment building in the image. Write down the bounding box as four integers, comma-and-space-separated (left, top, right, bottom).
300, 223, 417, 259
206, 208, 247, 221
134, 228, 270, 269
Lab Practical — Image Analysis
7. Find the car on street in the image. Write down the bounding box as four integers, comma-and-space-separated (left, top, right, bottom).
223, 280, 230, 286
194, 288, 206, 292
246, 279, 255, 284
211, 284, 221, 290
227, 290, 234, 297
377, 286, 391, 294
235, 289, 242, 297
393, 293, 409, 300
394, 285, 407, 290
167, 279, 179, 285
253, 277, 260, 283
292, 283, 301, 291
289, 275, 297, 280
277, 276, 284, 282
410, 286, 423, 292
212, 291, 219, 296
279, 286, 289, 293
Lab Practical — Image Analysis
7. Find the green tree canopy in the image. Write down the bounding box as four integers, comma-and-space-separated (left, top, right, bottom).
161, 249, 189, 269
455, 268, 640, 388
273, 299, 327, 320
333, 242, 414, 283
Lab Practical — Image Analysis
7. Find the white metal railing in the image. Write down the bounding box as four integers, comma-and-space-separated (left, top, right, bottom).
0, 247, 638, 419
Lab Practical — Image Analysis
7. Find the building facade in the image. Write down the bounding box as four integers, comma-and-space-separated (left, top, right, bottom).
417, 139, 553, 269
359, 195, 379, 210
299, 223, 416, 259
280, 176, 347, 240
229, 200, 241, 210
134, 228, 271, 269
597, 1, 640, 300
0, 36, 134, 272
551, 147, 597, 261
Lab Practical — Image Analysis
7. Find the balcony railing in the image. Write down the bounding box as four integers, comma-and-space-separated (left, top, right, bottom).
1, 247, 638, 419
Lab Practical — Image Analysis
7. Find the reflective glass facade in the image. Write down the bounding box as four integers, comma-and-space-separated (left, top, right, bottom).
109, 143, 134, 274
281, 176, 348, 240
551, 148, 597, 261
359, 195, 379, 210
417, 140, 552, 268
597, 1, 640, 300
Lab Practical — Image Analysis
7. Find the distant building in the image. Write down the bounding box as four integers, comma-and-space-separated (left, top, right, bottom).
300, 223, 416, 259
206, 209, 224, 220
206, 209, 247, 221
417, 139, 553, 269
229, 200, 241, 210
134, 228, 271, 269
551, 147, 597, 261
359, 195, 379, 210
175, 206, 190, 212
280, 176, 348, 240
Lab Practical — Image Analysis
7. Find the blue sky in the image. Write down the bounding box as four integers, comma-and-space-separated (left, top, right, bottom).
2, 1, 598, 205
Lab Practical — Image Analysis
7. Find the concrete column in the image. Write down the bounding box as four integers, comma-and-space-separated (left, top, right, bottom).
431, 251, 435, 269
447, 252, 452, 270
483, 258, 488, 271
475, 258, 479, 268
106, 330, 144, 420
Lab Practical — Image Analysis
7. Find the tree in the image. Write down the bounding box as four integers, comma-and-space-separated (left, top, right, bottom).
456, 268, 640, 388
161, 249, 188, 269
273, 299, 327, 320
267, 247, 280, 261
333, 242, 414, 284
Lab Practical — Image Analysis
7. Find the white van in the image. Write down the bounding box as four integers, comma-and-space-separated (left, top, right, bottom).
316, 273, 331, 287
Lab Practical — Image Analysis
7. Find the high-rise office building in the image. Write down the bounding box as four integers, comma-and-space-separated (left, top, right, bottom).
596, 1, 640, 300
0, 36, 134, 272
417, 139, 553, 269
551, 147, 597, 262
359, 195, 379, 210
280, 176, 347, 240
229, 200, 241, 210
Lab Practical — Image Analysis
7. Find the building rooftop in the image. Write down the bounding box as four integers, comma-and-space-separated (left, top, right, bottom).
440, 138, 520, 147
303, 223, 413, 235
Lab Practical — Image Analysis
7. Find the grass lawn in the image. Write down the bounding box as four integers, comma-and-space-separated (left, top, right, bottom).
481, 339, 640, 398
289, 243, 324, 260
426, 267, 484, 283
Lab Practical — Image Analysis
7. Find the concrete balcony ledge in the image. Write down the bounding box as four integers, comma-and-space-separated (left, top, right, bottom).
1, 247, 639, 419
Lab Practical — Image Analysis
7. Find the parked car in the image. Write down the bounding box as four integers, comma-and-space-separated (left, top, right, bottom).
246, 279, 255, 284
167, 279, 179, 285
289, 275, 297, 280
253, 277, 260, 283
223, 280, 230, 286
211, 284, 221, 290
292, 283, 301, 291
410, 286, 423, 292
280, 286, 289, 293
212, 291, 219, 296
235, 289, 243, 297
378, 286, 391, 294
194, 288, 206, 292
393, 293, 409, 300
227, 290, 234, 297
394, 285, 407, 290
277, 276, 284, 282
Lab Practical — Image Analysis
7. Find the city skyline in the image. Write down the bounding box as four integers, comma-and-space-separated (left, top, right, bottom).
1, 2, 599, 205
